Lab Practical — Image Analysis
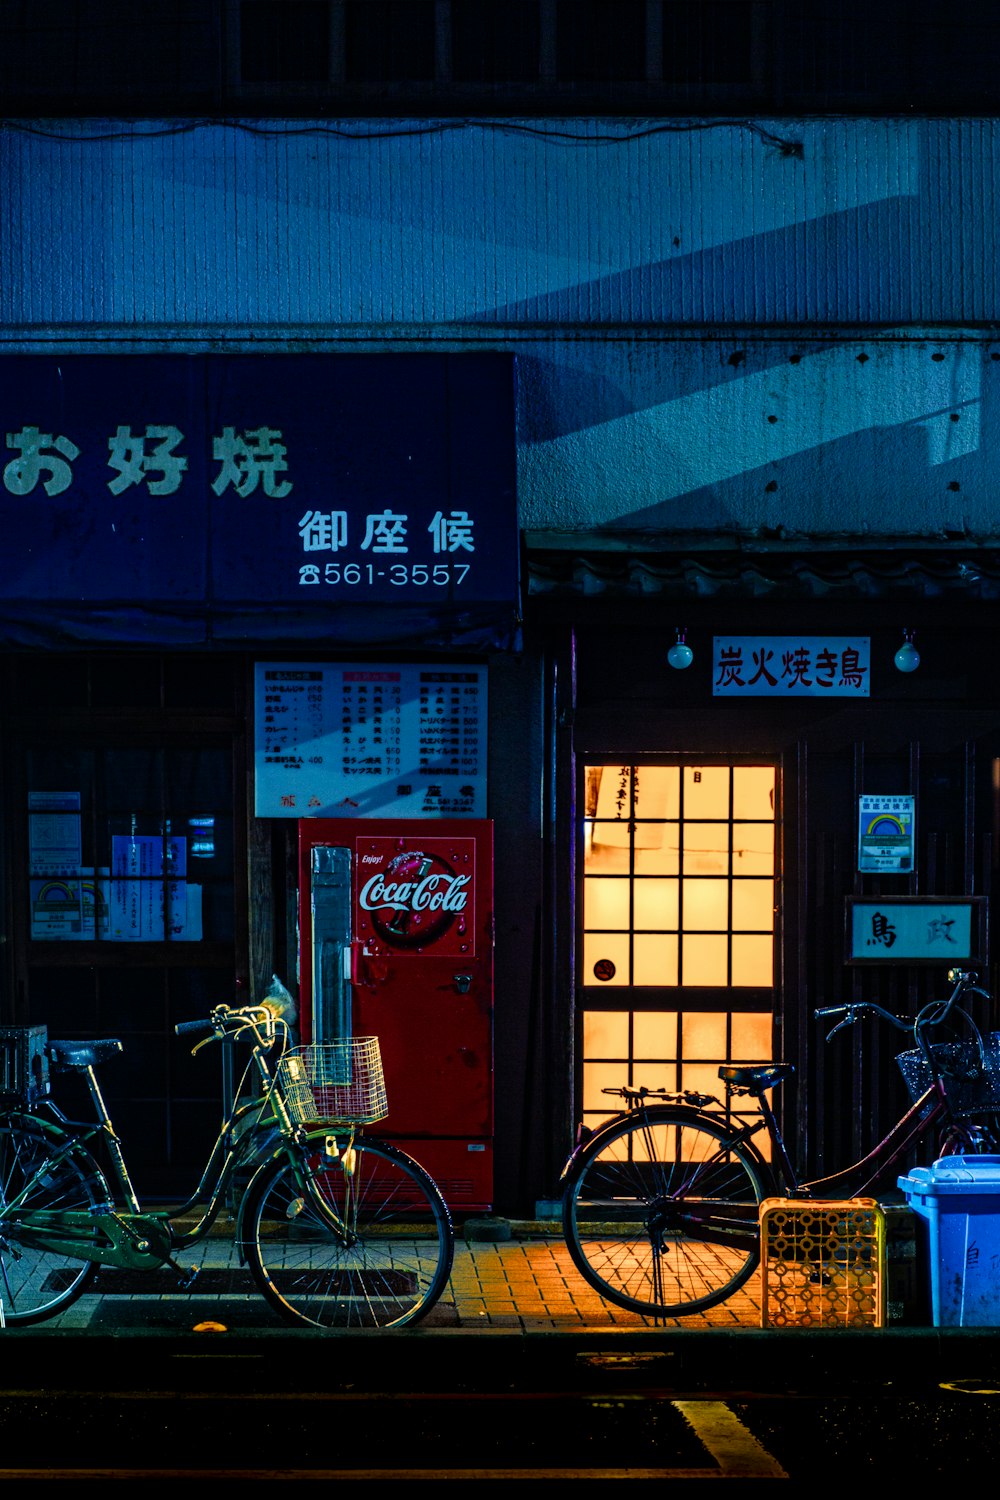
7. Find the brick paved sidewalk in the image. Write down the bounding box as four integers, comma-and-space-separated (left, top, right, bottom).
14, 1224, 762, 1334
435, 1229, 762, 1331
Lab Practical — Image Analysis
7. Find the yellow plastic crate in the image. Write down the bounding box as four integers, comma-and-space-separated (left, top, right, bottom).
759, 1198, 886, 1329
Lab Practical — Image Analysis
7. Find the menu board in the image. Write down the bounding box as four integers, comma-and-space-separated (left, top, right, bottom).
254, 662, 487, 818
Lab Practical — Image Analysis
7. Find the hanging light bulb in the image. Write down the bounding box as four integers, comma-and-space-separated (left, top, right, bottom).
668, 628, 694, 670
894, 629, 920, 673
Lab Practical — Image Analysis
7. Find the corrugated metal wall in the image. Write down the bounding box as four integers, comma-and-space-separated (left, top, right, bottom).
2, 116, 998, 328
4, 116, 1000, 539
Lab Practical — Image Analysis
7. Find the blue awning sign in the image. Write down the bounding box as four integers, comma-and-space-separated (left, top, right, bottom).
0, 354, 519, 649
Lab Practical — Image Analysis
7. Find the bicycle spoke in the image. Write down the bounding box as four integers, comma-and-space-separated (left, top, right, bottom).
0, 1121, 108, 1325
242, 1136, 454, 1330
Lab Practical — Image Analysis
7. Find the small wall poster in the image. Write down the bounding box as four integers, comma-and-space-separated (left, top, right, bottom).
858, 795, 915, 873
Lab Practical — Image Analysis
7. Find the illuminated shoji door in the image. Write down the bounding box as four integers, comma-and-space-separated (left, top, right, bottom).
579, 763, 777, 1139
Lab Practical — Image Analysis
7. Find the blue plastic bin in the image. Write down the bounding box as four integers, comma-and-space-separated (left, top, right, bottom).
898, 1155, 1000, 1327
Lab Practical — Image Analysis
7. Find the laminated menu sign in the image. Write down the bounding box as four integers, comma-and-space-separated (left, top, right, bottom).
109, 835, 196, 941
858, 795, 915, 873
254, 662, 487, 819
31, 868, 110, 941
28, 791, 82, 874
28, 791, 104, 940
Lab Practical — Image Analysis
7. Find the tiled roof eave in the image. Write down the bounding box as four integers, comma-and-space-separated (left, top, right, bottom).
526, 548, 1000, 602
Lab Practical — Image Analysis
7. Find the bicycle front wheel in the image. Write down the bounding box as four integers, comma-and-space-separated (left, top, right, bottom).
0, 1117, 111, 1326
562, 1108, 771, 1318
242, 1136, 455, 1330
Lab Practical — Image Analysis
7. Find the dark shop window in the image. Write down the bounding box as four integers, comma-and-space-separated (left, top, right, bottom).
452, 0, 542, 83
556, 0, 647, 82
239, 0, 332, 84
346, 0, 436, 82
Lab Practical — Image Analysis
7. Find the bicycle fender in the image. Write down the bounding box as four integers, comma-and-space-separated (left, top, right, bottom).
0, 1109, 78, 1148
234, 1130, 346, 1262
234, 1157, 272, 1261
557, 1102, 750, 1187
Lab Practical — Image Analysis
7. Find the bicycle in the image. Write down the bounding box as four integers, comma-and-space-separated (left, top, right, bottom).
559, 967, 1000, 1319
0, 979, 454, 1329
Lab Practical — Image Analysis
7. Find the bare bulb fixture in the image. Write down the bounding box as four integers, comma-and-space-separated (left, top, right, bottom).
668, 628, 694, 670
894, 629, 920, 673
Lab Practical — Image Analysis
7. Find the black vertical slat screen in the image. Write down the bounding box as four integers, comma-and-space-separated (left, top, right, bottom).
793, 732, 995, 1182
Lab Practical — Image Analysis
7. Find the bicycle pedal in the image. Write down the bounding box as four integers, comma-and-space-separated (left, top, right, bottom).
175, 1265, 201, 1290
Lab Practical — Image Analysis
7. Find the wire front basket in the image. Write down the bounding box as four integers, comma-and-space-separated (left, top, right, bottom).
897, 1031, 1000, 1118
275, 1038, 388, 1126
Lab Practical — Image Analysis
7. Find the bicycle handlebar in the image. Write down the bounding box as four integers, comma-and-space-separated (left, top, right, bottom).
814, 1002, 914, 1041
814, 969, 991, 1044
174, 977, 298, 1047
175, 1016, 216, 1037
174, 1000, 292, 1050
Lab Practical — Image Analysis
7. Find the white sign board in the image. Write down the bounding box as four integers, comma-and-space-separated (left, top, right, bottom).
254, 662, 487, 819
713, 638, 870, 696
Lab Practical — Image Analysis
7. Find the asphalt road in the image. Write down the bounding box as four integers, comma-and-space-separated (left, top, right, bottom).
2, 1328, 1000, 1480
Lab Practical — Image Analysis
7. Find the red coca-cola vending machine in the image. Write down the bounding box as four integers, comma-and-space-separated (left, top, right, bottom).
298, 819, 494, 1212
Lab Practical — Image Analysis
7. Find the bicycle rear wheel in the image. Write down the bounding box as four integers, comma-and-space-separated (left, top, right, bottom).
0, 1117, 110, 1326
242, 1135, 454, 1330
562, 1107, 771, 1318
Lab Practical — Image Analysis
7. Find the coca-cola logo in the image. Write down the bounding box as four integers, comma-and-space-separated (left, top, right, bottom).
359, 850, 471, 950
360, 871, 470, 915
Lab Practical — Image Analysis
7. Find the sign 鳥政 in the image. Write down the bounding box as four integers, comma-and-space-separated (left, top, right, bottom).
846, 897, 985, 964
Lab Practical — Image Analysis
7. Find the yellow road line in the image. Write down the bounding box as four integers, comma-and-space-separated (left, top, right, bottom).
675, 1399, 788, 1478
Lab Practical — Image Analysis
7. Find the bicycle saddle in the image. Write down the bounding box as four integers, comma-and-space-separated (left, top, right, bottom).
718, 1062, 795, 1092
46, 1038, 124, 1071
